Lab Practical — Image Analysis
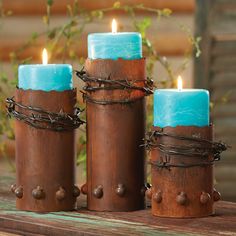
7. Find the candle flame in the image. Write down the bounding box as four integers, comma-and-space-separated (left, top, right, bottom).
42, 48, 48, 65
177, 76, 183, 90
111, 19, 117, 33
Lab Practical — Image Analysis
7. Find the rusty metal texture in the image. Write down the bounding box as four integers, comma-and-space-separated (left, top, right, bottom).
84, 58, 146, 211
14, 88, 79, 212
149, 125, 221, 218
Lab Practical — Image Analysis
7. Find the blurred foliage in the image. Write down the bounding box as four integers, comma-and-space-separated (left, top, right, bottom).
0, 0, 202, 171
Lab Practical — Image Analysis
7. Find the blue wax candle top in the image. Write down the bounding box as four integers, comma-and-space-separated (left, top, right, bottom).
18, 64, 73, 91
153, 89, 210, 127
88, 32, 142, 60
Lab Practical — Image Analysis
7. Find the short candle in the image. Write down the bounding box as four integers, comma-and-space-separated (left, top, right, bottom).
18, 49, 73, 91
153, 76, 210, 127
88, 19, 142, 60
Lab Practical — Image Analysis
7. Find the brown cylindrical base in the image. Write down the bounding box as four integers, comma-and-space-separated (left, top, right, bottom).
85, 58, 146, 211
14, 89, 78, 212
150, 126, 219, 218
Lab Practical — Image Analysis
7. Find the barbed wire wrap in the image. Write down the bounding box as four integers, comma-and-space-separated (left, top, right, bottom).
76, 69, 153, 105
144, 129, 228, 168
6, 97, 85, 132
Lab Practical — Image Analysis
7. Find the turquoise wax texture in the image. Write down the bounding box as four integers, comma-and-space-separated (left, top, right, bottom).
18, 64, 73, 91
88, 32, 142, 60
153, 89, 210, 127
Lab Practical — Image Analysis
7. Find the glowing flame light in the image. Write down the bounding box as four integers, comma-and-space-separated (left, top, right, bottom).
42, 48, 48, 65
111, 19, 117, 33
177, 76, 183, 91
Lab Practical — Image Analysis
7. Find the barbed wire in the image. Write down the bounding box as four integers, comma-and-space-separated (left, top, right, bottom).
144, 129, 228, 168
6, 97, 85, 132
76, 69, 153, 105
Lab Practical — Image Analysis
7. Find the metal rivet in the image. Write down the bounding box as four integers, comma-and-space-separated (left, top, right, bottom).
81, 183, 87, 195
200, 192, 211, 204
213, 189, 221, 202
32, 186, 45, 200
145, 187, 153, 199
93, 185, 103, 199
15, 186, 23, 199
73, 185, 80, 197
116, 184, 126, 197
11, 184, 16, 193
56, 187, 66, 201
176, 192, 188, 205
153, 190, 162, 203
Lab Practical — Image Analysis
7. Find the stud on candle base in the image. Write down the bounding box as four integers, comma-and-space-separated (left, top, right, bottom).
145, 125, 227, 218
8, 88, 83, 212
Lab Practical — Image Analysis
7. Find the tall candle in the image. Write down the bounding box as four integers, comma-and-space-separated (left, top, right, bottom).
154, 76, 210, 127
88, 19, 142, 60
18, 49, 73, 91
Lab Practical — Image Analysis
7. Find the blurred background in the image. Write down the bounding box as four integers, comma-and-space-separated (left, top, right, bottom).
0, 0, 235, 201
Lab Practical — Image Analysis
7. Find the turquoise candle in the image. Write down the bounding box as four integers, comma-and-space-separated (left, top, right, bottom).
153, 89, 210, 127
88, 19, 142, 60
18, 64, 73, 91
18, 49, 72, 91
88, 32, 142, 60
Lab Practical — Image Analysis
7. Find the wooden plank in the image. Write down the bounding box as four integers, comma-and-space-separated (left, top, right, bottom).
211, 0, 236, 14
213, 118, 236, 136
194, 0, 212, 89
211, 72, 236, 88
0, 200, 236, 235
2, 0, 195, 16
212, 35, 236, 56
211, 55, 236, 72
0, 33, 192, 62
211, 88, 236, 101
216, 152, 236, 165
215, 182, 236, 202
212, 104, 236, 118
0, 232, 20, 236
215, 166, 236, 181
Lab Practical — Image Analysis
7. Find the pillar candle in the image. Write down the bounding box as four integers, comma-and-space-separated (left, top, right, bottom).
153, 78, 210, 127
88, 19, 142, 60
18, 49, 73, 91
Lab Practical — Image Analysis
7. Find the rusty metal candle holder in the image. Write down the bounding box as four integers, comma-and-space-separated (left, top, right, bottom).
6, 88, 84, 212
76, 58, 152, 211
145, 125, 227, 218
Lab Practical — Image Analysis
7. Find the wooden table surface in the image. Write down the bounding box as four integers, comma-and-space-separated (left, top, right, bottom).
0, 175, 236, 236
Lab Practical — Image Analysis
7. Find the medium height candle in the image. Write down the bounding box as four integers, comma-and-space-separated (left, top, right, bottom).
153, 76, 210, 127
18, 49, 73, 91
88, 19, 142, 60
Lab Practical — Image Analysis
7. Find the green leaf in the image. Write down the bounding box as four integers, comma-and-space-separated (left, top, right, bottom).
113, 1, 121, 9
73, 0, 79, 15
47, 0, 54, 6
47, 29, 57, 39
91, 10, 103, 19
135, 17, 151, 38
0, 73, 7, 84
124, 6, 134, 16
31, 32, 38, 40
